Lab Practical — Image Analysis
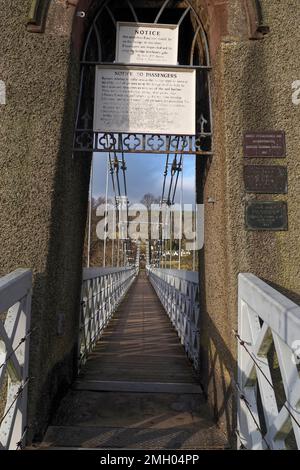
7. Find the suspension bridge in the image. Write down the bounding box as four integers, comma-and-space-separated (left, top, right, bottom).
1, 0, 300, 454
1, 259, 300, 450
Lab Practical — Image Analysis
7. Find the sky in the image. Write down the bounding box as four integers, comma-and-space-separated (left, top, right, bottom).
91, 152, 196, 204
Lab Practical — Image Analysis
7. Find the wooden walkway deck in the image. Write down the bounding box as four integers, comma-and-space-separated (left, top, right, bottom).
40, 273, 227, 450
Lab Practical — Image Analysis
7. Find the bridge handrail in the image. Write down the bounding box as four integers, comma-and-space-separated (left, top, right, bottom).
237, 273, 300, 450
83, 266, 136, 281
147, 267, 200, 370
79, 266, 138, 368
148, 268, 199, 284
0, 269, 32, 450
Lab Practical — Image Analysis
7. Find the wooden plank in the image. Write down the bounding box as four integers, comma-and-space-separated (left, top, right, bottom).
74, 380, 202, 395
79, 273, 198, 385
38, 273, 225, 451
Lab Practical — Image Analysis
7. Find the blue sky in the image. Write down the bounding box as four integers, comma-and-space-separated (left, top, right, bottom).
91, 152, 196, 204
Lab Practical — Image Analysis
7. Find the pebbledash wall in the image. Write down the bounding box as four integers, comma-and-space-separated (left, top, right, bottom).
0, 0, 299, 445
0, 0, 90, 441
198, 0, 300, 443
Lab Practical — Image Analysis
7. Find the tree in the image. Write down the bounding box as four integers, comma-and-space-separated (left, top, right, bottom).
140, 193, 160, 209
140, 194, 160, 264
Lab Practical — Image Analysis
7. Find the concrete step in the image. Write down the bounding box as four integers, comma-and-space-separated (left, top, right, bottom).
40, 424, 228, 450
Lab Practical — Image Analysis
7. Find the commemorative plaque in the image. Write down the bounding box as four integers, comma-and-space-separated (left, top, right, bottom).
245, 201, 288, 231
244, 131, 286, 158
94, 65, 196, 135
244, 165, 288, 194
116, 22, 179, 65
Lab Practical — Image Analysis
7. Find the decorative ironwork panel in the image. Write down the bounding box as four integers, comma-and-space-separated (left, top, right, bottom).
73, 0, 213, 156
74, 131, 212, 155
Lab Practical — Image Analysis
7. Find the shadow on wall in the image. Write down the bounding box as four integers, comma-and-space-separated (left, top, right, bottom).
262, 280, 300, 307
200, 311, 237, 447
26, 42, 92, 442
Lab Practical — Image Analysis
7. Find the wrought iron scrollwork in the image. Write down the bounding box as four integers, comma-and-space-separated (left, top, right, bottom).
123, 134, 141, 151
73, 131, 212, 155
98, 133, 117, 150
148, 135, 165, 152
75, 131, 94, 150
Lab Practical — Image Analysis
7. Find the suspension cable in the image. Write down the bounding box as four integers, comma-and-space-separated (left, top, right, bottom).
0, 378, 30, 428
0, 328, 37, 372
232, 378, 271, 450
169, 208, 172, 269
193, 165, 197, 271
166, 137, 180, 204
167, 156, 176, 205
119, 140, 129, 242
16, 426, 29, 450
114, 155, 121, 197
171, 154, 183, 205
161, 154, 170, 205
103, 153, 109, 268
108, 154, 118, 208
87, 155, 94, 268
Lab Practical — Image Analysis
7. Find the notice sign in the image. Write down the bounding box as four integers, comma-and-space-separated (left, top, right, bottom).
116, 22, 179, 65
94, 65, 196, 135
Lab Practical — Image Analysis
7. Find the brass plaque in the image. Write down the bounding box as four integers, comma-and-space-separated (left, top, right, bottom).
245, 202, 288, 231
244, 165, 288, 194
244, 131, 286, 158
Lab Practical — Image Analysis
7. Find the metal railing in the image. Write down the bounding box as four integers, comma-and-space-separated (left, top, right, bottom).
0, 269, 32, 450
237, 273, 300, 450
79, 266, 138, 367
147, 267, 200, 370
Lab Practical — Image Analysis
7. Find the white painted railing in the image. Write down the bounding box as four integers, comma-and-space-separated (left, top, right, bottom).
147, 267, 200, 370
79, 266, 138, 367
0, 269, 32, 450
237, 273, 300, 450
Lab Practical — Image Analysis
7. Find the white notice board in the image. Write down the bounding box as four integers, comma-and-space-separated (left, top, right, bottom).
94, 65, 196, 135
116, 22, 179, 65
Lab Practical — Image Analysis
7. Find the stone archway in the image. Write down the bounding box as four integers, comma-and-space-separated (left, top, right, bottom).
26, 1, 264, 53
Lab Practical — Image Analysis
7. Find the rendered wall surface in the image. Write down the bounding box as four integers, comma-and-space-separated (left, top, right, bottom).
0, 0, 90, 440
200, 0, 300, 444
